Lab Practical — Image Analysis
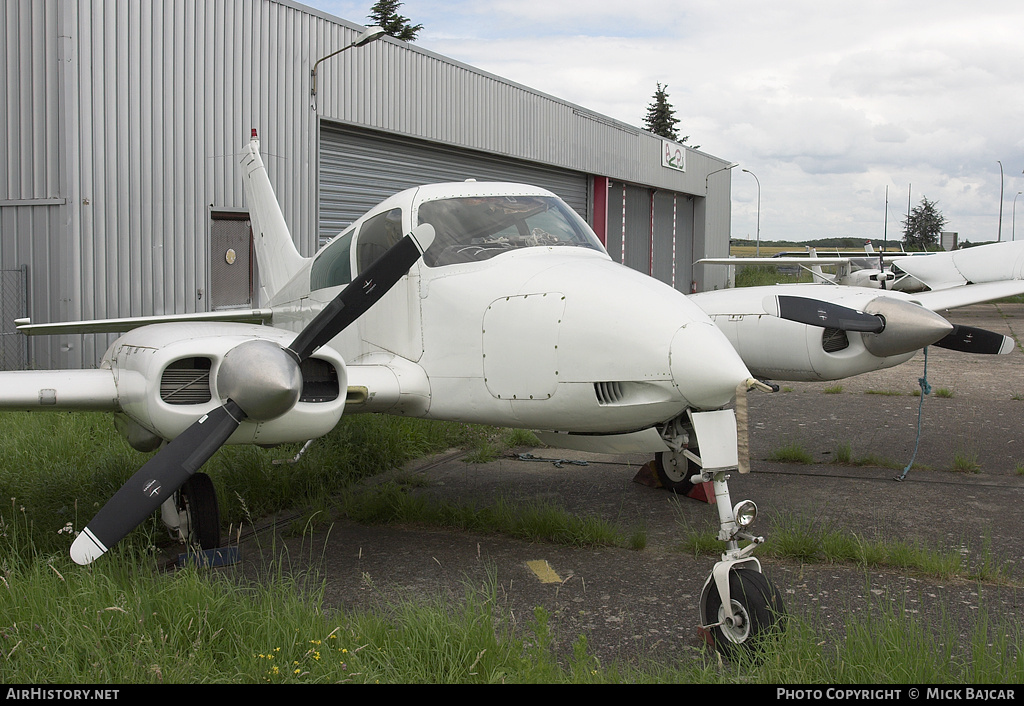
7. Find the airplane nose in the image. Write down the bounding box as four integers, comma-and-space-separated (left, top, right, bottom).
669, 321, 751, 409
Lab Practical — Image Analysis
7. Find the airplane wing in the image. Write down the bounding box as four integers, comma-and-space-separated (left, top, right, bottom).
892, 241, 1024, 291
696, 256, 854, 267
912, 280, 1024, 312
4, 369, 119, 411
15, 308, 274, 336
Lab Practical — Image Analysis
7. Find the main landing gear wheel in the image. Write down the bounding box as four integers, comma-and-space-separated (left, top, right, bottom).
654, 451, 696, 495
703, 569, 785, 657
178, 472, 221, 551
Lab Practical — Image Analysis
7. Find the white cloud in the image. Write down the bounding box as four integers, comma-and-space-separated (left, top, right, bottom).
308, 0, 1024, 243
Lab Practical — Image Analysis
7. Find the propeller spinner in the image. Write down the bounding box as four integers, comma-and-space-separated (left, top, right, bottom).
71, 224, 435, 565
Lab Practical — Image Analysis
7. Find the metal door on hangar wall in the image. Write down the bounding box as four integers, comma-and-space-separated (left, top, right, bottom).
208, 212, 256, 309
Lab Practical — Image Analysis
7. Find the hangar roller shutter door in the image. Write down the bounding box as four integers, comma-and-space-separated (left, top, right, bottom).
318, 124, 590, 244
606, 180, 695, 292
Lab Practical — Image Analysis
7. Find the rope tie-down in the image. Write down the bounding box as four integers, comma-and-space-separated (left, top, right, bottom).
895, 346, 931, 482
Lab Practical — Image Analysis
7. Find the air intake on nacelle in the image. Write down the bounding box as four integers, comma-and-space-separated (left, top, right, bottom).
821, 328, 850, 353
299, 358, 341, 403
160, 358, 213, 405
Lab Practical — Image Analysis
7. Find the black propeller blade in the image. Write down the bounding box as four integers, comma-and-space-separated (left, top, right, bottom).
933, 325, 1015, 355
71, 401, 246, 565
288, 231, 427, 362
772, 295, 885, 333
71, 224, 435, 565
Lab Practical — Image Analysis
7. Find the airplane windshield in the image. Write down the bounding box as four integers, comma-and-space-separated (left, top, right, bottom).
417, 195, 604, 267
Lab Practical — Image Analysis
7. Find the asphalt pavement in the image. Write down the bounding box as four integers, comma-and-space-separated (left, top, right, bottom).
236, 302, 1024, 667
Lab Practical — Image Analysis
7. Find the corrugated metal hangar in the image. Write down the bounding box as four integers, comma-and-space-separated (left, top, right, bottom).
1, 0, 736, 370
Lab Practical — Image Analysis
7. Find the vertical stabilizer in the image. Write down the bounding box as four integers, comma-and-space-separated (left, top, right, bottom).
806, 246, 831, 284
239, 131, 307, 301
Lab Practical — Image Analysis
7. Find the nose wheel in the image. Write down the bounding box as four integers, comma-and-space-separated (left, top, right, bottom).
653, 450, 696, 495
175, 472, 221, 551
702, 567, 785, 656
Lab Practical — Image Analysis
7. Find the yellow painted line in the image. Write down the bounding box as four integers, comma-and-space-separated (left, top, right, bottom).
526, 560, 562, 584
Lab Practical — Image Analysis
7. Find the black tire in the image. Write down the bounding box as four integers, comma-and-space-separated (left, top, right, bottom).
653, 451, 696, 494
703, 568, 785, 657
178, 473, 221, 551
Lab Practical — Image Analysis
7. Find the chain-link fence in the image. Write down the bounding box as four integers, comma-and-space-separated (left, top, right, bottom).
1, 266, 28, 370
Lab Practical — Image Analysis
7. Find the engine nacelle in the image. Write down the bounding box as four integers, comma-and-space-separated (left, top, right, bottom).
102, 322, 347, 450
690, 286, 946, 382
709, 313, 916, 382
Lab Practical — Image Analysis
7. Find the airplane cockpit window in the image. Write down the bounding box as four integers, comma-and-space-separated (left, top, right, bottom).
356, 208, 404, 274
417, 195, 604, 267
309, 229, 354, 290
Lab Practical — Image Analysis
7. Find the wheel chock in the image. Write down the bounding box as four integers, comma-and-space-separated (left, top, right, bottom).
697, 625, 715, 649
686, 480, 716, 504
177, 545, 240, 568
632, 461, 716, 504
632, 460, 661, 488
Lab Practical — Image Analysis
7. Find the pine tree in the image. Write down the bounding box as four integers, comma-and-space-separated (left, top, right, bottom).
643, 83, 687, 143
368, 0, 423, 42
902, 196, 947, 250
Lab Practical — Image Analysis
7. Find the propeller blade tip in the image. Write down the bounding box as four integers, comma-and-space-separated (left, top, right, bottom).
70, 529, 107, 565
410, 223, 436, 254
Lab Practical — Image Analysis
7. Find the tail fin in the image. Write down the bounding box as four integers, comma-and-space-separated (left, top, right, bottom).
239, 131, 306, 302
806, 246, 830, 284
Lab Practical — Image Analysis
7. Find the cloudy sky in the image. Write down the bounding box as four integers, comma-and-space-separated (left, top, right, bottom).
308, 1, 1024, 244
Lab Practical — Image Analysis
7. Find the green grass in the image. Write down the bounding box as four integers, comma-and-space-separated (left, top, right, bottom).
833, 441, 853, 464
3, 541, 1022, 683
951, 449, 981, 474
734, 264, 813, 288
0, 411, 504, 559
768, 442, 815, 464
3, 410, 1024, 683
676, 512, 1015, 585
823, 384, 843, 394
336, 482, 637, 549
766, 440, 935, 473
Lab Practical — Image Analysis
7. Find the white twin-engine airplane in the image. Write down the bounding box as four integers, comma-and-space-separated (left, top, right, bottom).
692, 242, 1023, 382
4, 133, 1021, 654
699, 239, 1024, 295
699, 245, 919, 290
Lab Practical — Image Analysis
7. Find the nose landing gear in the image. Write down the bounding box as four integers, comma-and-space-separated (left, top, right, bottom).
160, 471, 221, 552
660, 407, 786, 656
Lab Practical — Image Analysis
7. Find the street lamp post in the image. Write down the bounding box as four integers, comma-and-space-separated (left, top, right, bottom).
1014, 191, 1022, 241
998, 160, 1004, 241
743, 169, 761, 256
705, 162, 739, 188
310, 25, 386, 109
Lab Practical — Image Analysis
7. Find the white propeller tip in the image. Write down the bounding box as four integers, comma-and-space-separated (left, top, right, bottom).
70, 529, 107, 565
410, 223, 435, 254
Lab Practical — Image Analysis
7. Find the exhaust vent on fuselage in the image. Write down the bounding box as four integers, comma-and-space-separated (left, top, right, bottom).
160, 357, 213, 405
594, 381, 626, 406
